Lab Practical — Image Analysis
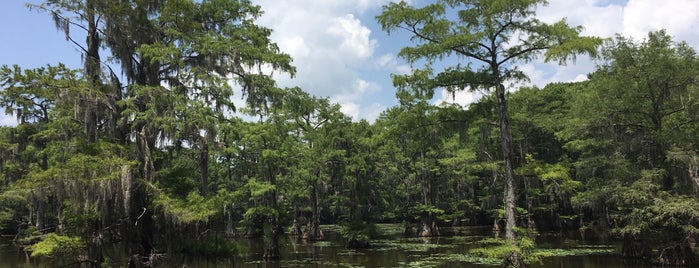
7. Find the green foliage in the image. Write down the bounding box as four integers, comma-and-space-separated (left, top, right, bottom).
0, 189, 27, 230
517, 154, 581, 198
154, 190, 219, 224
0, 0, 696, 265
469, 238, 521, 259
244, 178, 276, 198
412, 204, 445, 219
28, 233, 84, 257
377, 0, 601, 93
469, 236, 550, 265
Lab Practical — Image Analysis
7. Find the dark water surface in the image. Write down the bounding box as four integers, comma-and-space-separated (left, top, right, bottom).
0, 225, 659, 267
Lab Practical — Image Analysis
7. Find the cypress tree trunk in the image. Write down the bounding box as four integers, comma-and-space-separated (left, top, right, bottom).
33, 190, 45, 232
305, 181, 324, 241
225, 203, 236, 238
495, 83, 518, 243
264, 170, 280, 260
199, 136, 209, 196
129, 124, 155, 265
494, 82, 524, 268
403, 176, 413, 236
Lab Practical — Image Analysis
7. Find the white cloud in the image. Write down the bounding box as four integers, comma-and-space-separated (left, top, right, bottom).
433, 88, 483, 108
623, 0, 699, 46
247, 0, 699, 120
362, 102, 387, 123
331, 79, 379, 104
279, 35, 310, 59
338, 101, 359, 119
538, 0, 624, 37
571, 74, 588, 83
252, 0, 391, 121
0, 114, 17, 126
524, 0, 699, 89
377, 53, 411, 75
327, 14, 377, 60
539, 0, 699, 47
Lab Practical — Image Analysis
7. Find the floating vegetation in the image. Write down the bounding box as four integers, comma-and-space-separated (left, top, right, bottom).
374, 224, 404, 236
337, 249, 367, 256
319, 224, 345, 234
532, 247, 615, 257
398, 253, 502, 267
369, 239, 454, 252
398, 259, 444, 267
283, 259, 346, 267
449, 235, 490, 243
313, 241, 335, 247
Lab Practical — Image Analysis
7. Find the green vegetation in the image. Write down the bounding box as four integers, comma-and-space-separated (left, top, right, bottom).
28, 233, 83, 257
0, 0, 697, 267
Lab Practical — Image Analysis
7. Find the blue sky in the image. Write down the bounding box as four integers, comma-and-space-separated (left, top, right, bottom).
1, 1, 83, 69
2, 0, 699, 125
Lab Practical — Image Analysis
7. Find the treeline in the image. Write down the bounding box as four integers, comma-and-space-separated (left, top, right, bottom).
0, 0, 697, 267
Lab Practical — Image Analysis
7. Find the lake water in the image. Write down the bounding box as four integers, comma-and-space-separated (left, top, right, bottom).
0, 225, 661, 267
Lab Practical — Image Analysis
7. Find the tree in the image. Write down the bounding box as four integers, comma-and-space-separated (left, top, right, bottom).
17, 0, 295, 264
277, 87, 348, 241
565, 31, 699, 265
377, 0, 600, 265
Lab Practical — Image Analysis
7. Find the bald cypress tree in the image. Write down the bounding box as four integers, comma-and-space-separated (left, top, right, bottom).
377, 0, 600, 265
14, 0, 295, 264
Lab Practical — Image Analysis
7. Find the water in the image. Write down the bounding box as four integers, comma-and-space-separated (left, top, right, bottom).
0, 226, 660, 267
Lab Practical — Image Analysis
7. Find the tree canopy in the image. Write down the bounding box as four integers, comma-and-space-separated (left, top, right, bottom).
0, 1, 697, 267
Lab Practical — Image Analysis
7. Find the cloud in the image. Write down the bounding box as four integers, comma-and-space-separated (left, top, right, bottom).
0, 114, 17, 126
327, 14, 377, 60
433, 88, 483, 108
623, 0, 699, 46
521, 0, 699, 90
376, 53, 411, 75
538, 0, 624, 37
248, 0, 699, 118
252, 0, 392, 121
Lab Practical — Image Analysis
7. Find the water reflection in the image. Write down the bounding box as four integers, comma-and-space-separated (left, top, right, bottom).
0, 225, 660, 267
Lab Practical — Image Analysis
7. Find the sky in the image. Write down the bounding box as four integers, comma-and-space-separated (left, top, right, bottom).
1, 0, 699, 126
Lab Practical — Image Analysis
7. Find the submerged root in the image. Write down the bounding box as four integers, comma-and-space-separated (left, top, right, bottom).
501, 251, 525, 268
303, 222, 324, 241
655, 242, 696, 266
417, 220, 440, 237
621, 238, 652, 259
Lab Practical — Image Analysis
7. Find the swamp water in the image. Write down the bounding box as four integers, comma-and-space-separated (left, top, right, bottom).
0, 225, 658, 267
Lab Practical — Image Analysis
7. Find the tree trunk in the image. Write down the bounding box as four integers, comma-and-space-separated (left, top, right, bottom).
495, 83, 518, 244
225, 156, 236, 238
690, 159, 699, 194
655, 241, 696, 266
503, 251, 526, 268
131, 124, 155, 264
263, 218, 281, 260
403, 176, 413, 236
417, 218, 439, 237
305, 181, 324, 241
199, 136, 209, 196
84, 3, 101, 144
225, 203, 236, 238
32, 190, 45, 232
87, 233, 104, 267
264, 170, 281, 260
129, 185, 154, 263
